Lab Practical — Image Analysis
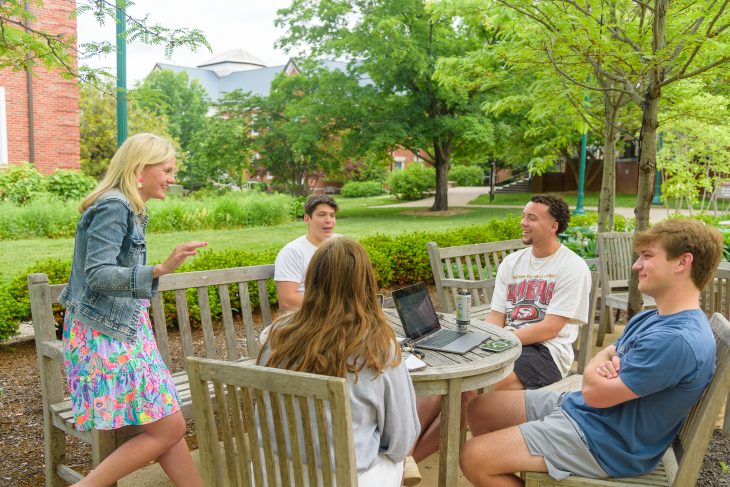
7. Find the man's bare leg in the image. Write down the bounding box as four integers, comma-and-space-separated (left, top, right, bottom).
411, 390, 477, 462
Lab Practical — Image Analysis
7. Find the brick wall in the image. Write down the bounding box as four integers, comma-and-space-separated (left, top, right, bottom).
0, 0, 80, 173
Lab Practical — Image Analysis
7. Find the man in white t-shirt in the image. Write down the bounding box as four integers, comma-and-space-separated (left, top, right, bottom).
408, 194, 591, 473
274, 195, 338, 311
487, 194, 591, 390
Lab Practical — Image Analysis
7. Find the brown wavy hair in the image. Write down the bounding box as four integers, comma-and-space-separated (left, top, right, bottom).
260, 238, 401, 380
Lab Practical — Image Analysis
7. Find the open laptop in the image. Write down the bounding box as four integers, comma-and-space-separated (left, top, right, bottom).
392, 282, 489, 354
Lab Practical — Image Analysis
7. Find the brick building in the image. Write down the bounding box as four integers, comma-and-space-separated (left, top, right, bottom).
0, 0, 80, 173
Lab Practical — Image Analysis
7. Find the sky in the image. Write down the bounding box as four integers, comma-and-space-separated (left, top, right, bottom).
76, 0, 294, 85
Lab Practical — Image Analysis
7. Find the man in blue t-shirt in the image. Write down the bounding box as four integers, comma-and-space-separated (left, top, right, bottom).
459, 218, 724, 486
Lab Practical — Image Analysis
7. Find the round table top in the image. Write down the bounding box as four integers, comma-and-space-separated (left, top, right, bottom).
383, 309, 522, 384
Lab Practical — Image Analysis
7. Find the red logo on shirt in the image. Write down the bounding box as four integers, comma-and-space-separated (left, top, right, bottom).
506, 279, 554, 305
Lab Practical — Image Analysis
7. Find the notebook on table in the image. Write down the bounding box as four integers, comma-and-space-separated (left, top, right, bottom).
392, 282, 489, 354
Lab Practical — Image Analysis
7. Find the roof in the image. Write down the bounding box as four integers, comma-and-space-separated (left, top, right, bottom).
197, 48, 266, 69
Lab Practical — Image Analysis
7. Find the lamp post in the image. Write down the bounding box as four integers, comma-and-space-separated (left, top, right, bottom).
651, 133, 663, 205
116, 1, 127, 147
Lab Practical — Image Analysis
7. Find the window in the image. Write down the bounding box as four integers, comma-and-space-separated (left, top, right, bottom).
394, 156, 406, 171
0, 87, 7, 165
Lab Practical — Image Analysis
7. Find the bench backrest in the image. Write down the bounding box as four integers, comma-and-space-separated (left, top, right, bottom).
673, 313, 730, 486
596, 231, 634, 292
575, 258, 600, 374
187, 358, 357, 487
427, 239, 527, 313
700, 267, 730, 319
28, 265, 276, 376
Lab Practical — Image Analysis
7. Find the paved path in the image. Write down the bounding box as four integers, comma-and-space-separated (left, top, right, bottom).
375, 186, 696, 224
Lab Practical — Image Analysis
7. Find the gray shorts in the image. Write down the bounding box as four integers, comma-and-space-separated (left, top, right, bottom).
519, 389, 609, 480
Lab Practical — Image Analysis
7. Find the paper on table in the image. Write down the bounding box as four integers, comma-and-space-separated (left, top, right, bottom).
404, 352, 427, 372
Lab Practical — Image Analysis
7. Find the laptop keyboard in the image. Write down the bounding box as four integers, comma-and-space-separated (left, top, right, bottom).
419, 329, 467, 347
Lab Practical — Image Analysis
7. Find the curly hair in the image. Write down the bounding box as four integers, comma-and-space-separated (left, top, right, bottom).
634, 218, 723, 290
530, 194, 571, 235
259, 239, 400, 380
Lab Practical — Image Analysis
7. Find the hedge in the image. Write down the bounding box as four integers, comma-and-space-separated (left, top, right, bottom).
341, 181, 386, 198
3, 211, 728, 342
0, 192, 298, 240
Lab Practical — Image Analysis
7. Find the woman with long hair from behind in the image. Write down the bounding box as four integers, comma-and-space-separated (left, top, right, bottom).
258, 238, 420, 485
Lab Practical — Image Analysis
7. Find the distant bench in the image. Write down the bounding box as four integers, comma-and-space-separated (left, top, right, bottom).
28, 265, 275, 486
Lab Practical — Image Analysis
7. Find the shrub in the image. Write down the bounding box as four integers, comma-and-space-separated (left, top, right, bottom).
449, 165, 484, 187
46, 170, 98, 200
0, 197, 79, 240
341, 181, 386, 198
0, 163, 47, 204
389, 164, 435, 200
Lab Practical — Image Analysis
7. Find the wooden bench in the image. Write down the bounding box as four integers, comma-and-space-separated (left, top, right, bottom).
28, 264, 275, 487
427, 239, 527, 319
522, 312, 730, 487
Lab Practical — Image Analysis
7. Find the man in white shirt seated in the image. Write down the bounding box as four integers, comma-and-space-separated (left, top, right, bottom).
407, 194, 591, 480
274, 195, 338, 311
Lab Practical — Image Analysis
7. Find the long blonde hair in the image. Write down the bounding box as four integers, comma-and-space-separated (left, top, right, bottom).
80, 133, 175, 215
261, 238, 401, 379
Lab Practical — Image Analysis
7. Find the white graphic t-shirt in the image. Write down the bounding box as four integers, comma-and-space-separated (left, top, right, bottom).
490, 245, 591, 377
274, 235, 318, 294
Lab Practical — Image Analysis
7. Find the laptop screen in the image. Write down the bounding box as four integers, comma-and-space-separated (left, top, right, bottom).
392, 282, 440, 340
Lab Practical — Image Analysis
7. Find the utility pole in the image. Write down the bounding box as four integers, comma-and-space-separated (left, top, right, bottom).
116, 1, 128, 147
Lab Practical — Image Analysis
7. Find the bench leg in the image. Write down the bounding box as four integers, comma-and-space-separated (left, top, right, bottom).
595, 306, 609, 347
722, 393, 730, 436
43, 414, 66, 487
92, 429, 118, 487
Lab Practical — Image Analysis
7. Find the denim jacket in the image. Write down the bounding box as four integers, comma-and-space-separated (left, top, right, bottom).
59, 189, 159, 343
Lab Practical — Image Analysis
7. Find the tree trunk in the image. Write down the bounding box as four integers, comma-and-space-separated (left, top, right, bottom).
598, 94, 619, 233
431, 140, 452, 211
627, 0, 667, 318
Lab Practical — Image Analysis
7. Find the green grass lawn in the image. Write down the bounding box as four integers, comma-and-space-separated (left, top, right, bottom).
0, 197, 519, 284
469, 191, 642, 207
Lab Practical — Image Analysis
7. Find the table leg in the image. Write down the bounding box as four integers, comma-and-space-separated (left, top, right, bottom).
438, 378, 462, 487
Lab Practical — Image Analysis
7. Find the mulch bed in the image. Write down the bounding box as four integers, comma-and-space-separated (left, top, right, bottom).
2, 312, 729, 486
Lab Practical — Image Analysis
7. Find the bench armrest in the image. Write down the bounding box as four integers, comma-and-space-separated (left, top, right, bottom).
39, 340, 64, 362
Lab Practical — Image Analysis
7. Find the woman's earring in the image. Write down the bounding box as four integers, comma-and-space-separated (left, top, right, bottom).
137, 181, 143, 189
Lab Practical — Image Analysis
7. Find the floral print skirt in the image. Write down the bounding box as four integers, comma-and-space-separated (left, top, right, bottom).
62, 302, 180, 431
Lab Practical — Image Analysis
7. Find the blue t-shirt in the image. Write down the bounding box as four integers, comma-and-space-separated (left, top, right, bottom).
561, 309, 715, 477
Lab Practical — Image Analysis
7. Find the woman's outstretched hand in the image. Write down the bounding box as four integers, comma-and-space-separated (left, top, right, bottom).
153, 241, 208, 278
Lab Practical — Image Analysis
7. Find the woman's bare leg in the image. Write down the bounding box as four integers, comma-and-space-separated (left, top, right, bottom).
73, 412, 201, 487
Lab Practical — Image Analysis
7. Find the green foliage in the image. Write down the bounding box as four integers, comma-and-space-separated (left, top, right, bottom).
0, 192, 296, 241
360, 215, 523, 286
0, 163, 47, 204
46, 170, 97, 200
448, 165, 484, 187
146, 193, 295, 233
0, 258, 72, 340
389, 164, 436, 200
276, 0, 496, 208
135, 70, 210, 156
341, 181, 386, 198
79, 82, 175, 179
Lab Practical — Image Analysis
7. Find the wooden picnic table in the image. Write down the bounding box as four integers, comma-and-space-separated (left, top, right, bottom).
383, 309, 521, 487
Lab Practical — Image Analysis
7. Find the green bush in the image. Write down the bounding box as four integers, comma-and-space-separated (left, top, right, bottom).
389, 164, 435, 200
0, 163, 48, 204
0, 198, 80, 240
46, 170, 98, 200
449, 165, 484, 187
341, 181, 386, 198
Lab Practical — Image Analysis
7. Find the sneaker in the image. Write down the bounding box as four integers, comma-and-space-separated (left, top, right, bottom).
402, 456, 422, 486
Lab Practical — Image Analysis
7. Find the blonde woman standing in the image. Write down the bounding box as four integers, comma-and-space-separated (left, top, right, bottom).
60, 133, 205, 486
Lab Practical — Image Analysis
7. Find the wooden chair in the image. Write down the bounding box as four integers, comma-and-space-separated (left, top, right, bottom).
594, 232, 657, 346
187, 358, 357, 487
523, 312, 730, 487
427, 239, 527, 319
28, 265, 275, 486
699, 266, 730, 435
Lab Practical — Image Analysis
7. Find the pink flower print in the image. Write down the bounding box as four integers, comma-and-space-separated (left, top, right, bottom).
94, 397, 108, 410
